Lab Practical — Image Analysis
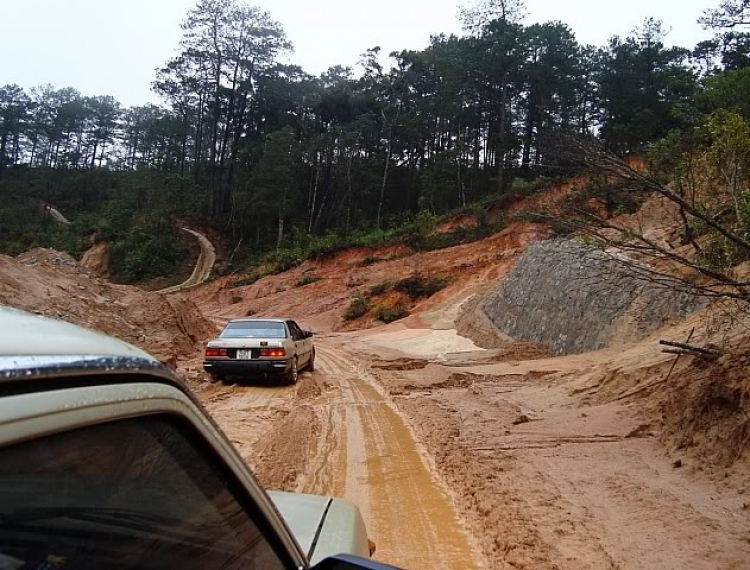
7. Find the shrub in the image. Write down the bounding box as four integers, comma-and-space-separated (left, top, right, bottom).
108, 220, 189, 284
295, 275, 322, 287
377, 304, 410, 324
394, 276, 448, 299
343, 296, 369, 321
369, 281, 393, 296
510, 178, 534, 196
232, 273, 261, 288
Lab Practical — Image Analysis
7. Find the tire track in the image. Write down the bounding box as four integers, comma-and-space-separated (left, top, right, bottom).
308, 342, 485, 569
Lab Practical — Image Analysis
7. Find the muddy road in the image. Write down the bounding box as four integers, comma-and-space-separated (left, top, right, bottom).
204, 339, 485, 569
199, 329, 750, 570
159, 228, 216, 293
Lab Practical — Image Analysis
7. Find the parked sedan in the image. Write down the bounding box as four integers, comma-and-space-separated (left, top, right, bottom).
203, 318, 315, 384
0, 307, 385, 570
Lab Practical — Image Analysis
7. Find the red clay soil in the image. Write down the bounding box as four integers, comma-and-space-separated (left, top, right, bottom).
188, 221, 549, 332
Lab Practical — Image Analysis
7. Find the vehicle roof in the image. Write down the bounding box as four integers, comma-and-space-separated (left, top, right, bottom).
226, 318, 290, 324
0, 307, 152, 360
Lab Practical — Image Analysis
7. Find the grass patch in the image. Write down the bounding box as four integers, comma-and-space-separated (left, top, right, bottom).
343, 296, 370, 321
376, 304, 410, 324
295, 275, 322, 287
369, 281, 393, 296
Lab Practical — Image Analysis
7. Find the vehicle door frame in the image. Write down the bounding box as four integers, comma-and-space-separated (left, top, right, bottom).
0, 373, 308, 569
286, 320, 307, 364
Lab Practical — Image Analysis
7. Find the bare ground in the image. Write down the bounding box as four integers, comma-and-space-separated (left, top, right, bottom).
4, 191, 750, 569
197, 316, 750, 569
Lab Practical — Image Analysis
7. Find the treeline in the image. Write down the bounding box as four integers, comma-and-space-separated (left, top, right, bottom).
1, 0, 750, 257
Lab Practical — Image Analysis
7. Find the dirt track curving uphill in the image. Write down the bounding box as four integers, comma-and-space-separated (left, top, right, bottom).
158, 228, 216, 294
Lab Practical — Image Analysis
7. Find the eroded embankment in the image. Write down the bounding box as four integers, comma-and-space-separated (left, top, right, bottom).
0, 248, 215, 366
482, 239, 705, 355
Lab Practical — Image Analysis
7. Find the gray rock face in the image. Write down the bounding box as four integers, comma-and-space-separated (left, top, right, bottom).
482, 240, 705, 355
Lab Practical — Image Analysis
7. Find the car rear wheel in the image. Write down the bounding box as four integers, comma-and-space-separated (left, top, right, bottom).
209, 372, 225, 384
285, 359, 298, 385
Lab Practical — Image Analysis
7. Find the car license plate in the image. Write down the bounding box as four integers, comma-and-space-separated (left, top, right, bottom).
236, 349, 252, 360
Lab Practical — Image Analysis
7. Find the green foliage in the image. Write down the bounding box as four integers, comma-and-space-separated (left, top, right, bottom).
369, 281, 393, 296
376, 304, 410, 324
108, 219, 189, 284
232, 273, 261, 288
295, 275, 322, 287
5, 1, 749, 284
509, 176, 554, 197
343, 296, 369, 321
393, 276, 448, 299
702, 69, 750, 119
699, 236, 750, 270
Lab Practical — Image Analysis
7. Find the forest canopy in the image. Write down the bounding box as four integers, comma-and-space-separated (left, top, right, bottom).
2, 0, 750, 281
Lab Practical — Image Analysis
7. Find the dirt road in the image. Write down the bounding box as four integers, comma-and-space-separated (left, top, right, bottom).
203, 338, 485, 569
200, 324, 750, 570
159, 228, 216, 294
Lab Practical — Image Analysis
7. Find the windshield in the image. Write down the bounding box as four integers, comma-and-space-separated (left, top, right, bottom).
0, 416, 287, 570
220, 321, 287, 339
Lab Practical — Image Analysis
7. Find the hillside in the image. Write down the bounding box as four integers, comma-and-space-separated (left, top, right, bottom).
2, 175, 750, 569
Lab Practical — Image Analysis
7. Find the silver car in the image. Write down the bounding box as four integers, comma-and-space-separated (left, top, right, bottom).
203, 318, 315, 384
0, 307, 385, 570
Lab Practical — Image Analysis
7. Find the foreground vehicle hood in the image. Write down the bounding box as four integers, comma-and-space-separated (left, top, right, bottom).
267, 491, 370, 564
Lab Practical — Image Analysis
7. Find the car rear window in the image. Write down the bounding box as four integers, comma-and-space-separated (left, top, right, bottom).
0, 416, 289, 570
220, 322, 286, 339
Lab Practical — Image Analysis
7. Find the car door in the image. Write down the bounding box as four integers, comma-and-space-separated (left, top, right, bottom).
290, 321, 310, 364
286, 321, 304, 363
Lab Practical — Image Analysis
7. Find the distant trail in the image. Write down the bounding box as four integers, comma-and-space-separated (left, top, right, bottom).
158, 228, 216, 294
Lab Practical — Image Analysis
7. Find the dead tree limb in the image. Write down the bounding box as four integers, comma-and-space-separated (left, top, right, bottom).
659, 340, 723, 358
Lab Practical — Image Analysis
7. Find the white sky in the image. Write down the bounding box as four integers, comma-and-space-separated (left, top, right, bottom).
0, 0, 715, 107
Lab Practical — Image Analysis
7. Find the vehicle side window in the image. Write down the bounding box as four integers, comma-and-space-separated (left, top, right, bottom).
0, 416, 291, 570
287, 322, 303, 341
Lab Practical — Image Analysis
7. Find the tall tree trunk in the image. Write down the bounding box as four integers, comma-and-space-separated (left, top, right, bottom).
522, 97, 534, 171
276, 207, 285, 249
0, 134, 7, 179
209, 72, 222, 217
377, 105, 401, 229
90, 139, 98, 168
308, 160, 320, 234
497, 73, 508, 193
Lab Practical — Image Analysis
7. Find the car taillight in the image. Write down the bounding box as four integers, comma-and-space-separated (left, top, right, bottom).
260, 348, 285, 358
205, 347, 228, 357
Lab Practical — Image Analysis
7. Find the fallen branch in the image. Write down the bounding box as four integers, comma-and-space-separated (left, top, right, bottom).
659, 340, 723, 358
662, 348, 721, 361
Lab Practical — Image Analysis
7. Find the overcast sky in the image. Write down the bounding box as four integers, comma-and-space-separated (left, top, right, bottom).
0, 0, 714, 107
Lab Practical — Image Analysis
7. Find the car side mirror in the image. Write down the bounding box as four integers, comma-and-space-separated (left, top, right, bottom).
304, 331, 314, 339
311, 554, 400, 570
